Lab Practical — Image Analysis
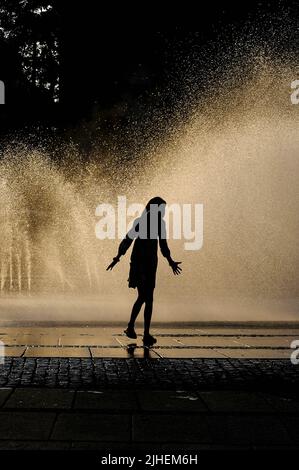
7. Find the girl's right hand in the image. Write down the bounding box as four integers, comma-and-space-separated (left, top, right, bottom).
170, 261, 182, 275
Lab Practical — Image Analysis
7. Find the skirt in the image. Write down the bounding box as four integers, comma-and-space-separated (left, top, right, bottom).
128, 261, 157, 290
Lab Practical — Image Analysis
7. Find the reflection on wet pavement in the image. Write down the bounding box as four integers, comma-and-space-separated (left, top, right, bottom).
0, 325, 298, 358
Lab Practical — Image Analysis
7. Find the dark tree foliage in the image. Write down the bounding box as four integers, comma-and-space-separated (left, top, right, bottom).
0, 0, 297, 149
0, 0, 60, 102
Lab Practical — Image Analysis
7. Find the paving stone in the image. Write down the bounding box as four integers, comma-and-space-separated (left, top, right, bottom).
234, 337, 293, 347
73, 441, 210, 451
133, 414, 211, 443
74, 390, 138, 410
147, 337, 181, 347
280, 417, 299, 444
1, 335, 60, 346
125, 346, 160, 359
0, 411, 56, 440
52, 413, 130, 441
90, 348, 129, 358
217, 349, 291, 359
196, 328, 299, 336
0, 388, 12, 407
0, 337, 22, 345
1, 347, 25, 357
206, 415, 290, 446
261, 392, 299, 413
5, 388, 74, 409
25, 347, 90, 357
0, 440, 70, 450
199, 391, 273, 413
179, 337, 245, 347
59, 336, 119, 347
70, 441, 131, 450
137, 390, 207, 412
151, 329, 198, 335
155, 348, 226, 358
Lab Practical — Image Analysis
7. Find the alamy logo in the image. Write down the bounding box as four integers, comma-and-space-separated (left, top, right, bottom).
0, 81, 5, 104
290, 80, 299, 105
95, 196, 203, 251
290, 340, 299, 365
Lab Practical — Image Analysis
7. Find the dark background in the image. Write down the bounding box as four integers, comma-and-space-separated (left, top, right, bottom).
0, 0, 298, 150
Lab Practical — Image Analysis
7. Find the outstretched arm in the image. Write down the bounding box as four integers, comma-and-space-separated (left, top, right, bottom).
159, 236, 182, 275
106, 220, 138, 271
106, 236, 133, 270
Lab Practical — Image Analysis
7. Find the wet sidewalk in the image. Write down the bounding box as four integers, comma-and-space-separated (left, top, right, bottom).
0, 324, 298, 450
0, 323, 298, 359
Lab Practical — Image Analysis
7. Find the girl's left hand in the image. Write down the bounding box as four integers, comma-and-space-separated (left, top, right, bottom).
106, 257, 120, 271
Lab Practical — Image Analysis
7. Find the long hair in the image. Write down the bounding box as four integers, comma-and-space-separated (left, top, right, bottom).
137, 197, 166, 239
145, 196, 166, 212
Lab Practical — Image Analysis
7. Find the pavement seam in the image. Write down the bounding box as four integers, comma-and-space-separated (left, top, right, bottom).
0, 387, 15, 408
48, 411, 60, 441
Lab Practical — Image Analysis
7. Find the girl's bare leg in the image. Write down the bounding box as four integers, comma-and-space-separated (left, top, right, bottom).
128, 287, 145, 327
143, 288, 154, 336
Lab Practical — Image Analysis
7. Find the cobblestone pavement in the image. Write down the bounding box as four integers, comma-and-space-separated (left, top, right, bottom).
0, 325, 298, 450
0, 363, 299, 450
0, 357, 298, 390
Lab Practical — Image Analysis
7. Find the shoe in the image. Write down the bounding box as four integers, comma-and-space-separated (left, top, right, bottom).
124, 326, 137, 339
142, 334, 157, 346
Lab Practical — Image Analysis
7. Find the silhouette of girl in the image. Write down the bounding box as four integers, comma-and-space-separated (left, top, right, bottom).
107, 197, 182, 346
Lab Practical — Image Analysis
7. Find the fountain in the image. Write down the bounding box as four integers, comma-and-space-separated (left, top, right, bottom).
0, 56, 298, 323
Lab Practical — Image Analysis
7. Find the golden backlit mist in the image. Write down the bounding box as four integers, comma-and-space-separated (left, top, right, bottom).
0, 58, 299, 322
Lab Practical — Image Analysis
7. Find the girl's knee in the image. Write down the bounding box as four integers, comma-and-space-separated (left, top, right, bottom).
138, 287, 154, 304
145, 293, 153, 304
137, 292, 146, 303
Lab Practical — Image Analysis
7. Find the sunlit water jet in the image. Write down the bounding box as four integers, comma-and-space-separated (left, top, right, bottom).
0, 57, 299, 322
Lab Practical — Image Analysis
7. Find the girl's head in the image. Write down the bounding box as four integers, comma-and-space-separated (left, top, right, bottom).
138, 197, 166, 238
145, 197, 166, 216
